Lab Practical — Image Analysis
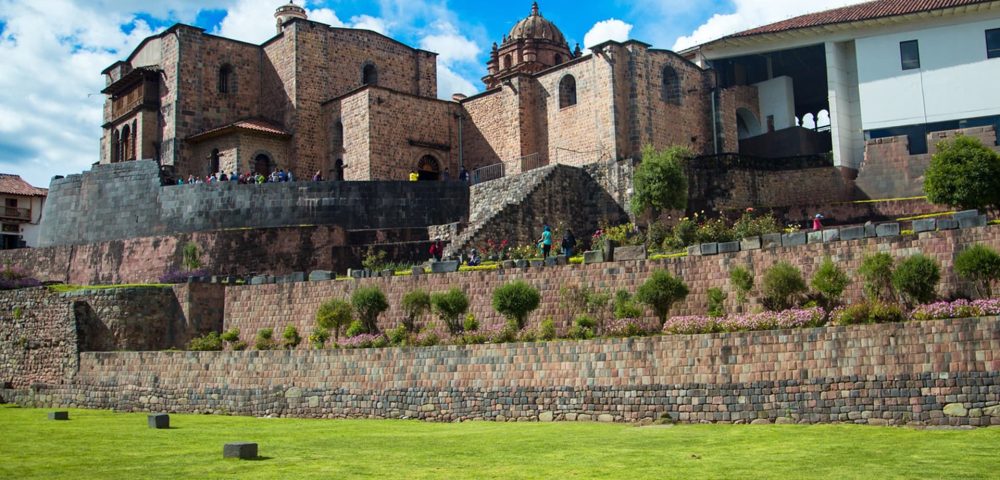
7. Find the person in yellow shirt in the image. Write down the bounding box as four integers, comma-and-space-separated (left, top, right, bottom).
408, 170, 419, 181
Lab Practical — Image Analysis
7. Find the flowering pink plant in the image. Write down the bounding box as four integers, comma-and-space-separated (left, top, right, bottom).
910, 298, 1000, 321
663, 307, 826, 335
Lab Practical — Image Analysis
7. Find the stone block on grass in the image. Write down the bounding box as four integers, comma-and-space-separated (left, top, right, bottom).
614, 245, 647, 261
782, 232, 806, 247
430, 261, 459, 273
148, 413, 169, 429
223, 442, 258, 460
48, 411, 69, 421
822, 228, 840, 243
740, 236, 761, 251
840, 226, 864, 241
876, 223, 900, 237
911, 218, 936, 233
699, 243, 718, 256
583, 250, 604, 264
807, 231, 824, 244
717, 241, 740, 254
760, 233, 781, 249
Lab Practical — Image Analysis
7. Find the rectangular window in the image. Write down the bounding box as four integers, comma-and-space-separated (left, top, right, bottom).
900, 40, 920, 70
4, 199, 15, 208
988, 28, 1000, 59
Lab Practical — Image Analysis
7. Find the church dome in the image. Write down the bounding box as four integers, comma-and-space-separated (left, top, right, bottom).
507, 2, 567, 46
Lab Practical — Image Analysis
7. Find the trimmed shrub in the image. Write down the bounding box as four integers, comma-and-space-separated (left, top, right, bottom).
231, 340, 248, 351
387, 325, 408, 346
954, 244, 1000, 298
892, 254, 941, 306
729, 266, 754, 307
630, 145, 690, 215
539, 317, 557, 341
431, 288, 471, 335
188, 331, 223, 351
316, 299, 352, 340
831, 302, 905, 326
254, 328, 276, 350
923, 135, 1000, 211
308, 327, 330, 349
401, 289, 431, 333
220, 328, 240, 343
568, 314, 597, 340
463, 313, 479, 332
761, 262, 806, 311
182, 242, 202, 270
707, 287, 726, 318
635, 270, 689, 326
281, 325, 301, 349
858, 253, 895, 302
344, 320, 365, 338
351, 286, 389, 334
811, 257, 850, 310
613, 290, 643, 320
492, 280, 541, 330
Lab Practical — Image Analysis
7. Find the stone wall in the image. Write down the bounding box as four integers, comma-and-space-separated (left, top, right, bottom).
4, 318, 998, 426
687, 160, 854, 213
38, 160, 468, 248
0, 288, 77, 388
225, 225, 1000, 341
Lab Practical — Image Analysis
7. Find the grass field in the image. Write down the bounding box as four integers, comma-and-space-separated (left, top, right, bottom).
1, 405, 997, 479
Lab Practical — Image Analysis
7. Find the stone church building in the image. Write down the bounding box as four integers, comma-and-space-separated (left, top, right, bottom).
100, 2, 756, 182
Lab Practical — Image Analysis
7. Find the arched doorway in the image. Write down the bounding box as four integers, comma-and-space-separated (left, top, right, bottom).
253, 153, 272, 176
736, 108, 762, 140
417, 155, 440, 181
333, 158, 344, 181
209, 149, 220, 175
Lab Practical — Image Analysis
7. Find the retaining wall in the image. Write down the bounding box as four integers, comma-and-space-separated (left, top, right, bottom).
3, 318, 998, 425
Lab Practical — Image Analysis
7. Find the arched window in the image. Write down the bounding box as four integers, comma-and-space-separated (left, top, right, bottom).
333, 120, 344, 151
362, 64, 378, 85
416, 154, 440, 181
110, 130, 120, 163
502, 54, 512, 70
554, 54, 563, 65
736, 108, 762, 140
119, 125, 131, 162
209, 149, 220, 174
218, 64, 234, 94
662, 66, 681, 105
333, 158, 344, 181
253, 153, 272, 176
559, 75, 577, 108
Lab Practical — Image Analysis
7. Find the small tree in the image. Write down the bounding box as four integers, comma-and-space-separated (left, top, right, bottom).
613, 289, 643, 319
431, 288, 470, 335
761, 262, 806, 311
281, 325, 301, 349
892, 254, 941, 306
811, 257, 850, 310
707, 287, 726, 318
255, 328, 276, 350
858, 253, 895, 302
316, 298, 353, 341
954, 244, 1000, 298
492, 280, 541, 330
923, 135, 1000, 211
630, 145, 690, 216
351, 286, 389, 334
730, 266, 754, 309
635, 270, 689, 327
182, 242, 202, 270
401, 289, 431, 333
309, 327, 330, 349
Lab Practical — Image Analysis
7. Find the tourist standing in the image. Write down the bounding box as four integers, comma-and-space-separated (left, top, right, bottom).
459, 167, 470, 183
313, 170, 323, 181
813, 213, 824, 231
537, 225, 553, 258
429, 239, 444, 261
561, 229, 576, 257
409, 170, 419, 182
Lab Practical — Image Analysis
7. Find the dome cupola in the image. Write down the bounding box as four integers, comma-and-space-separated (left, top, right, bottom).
483, 2, 575, 89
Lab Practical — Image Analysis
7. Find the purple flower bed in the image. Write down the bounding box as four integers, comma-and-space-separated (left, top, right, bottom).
663, 307, 827, 335
338, 333, 386, 349
910, 298, 1000, 321
0, 265, 41, 290
603, 317, 661, 337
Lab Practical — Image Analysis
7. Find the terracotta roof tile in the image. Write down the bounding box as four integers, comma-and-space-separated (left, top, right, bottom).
730, 0, 995, 38
0, 174, 47, 197
187, 119, 290, 142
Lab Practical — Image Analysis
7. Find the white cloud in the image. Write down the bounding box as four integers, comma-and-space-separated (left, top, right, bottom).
671, 0, 870, 51
437, 64, 478, 98
583, 18, 633, 51
417, 21, 481, 98
350, 14, 388, 35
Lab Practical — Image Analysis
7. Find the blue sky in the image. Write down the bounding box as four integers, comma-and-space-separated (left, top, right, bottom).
0, 0, 866, 188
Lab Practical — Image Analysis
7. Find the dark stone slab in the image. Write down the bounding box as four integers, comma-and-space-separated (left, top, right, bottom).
740, 236, 761, 251
249, 276, 267, 285
912, 219, 937, 233
555, 255, 568, 266
717, 241, 740, 254
699, 243, 718, 256
308, 270, 332, 281
501, 260, 515, 269
614, 245, 647, 261
288, 272, 306, 282
529, 259, 544, 268
865, 223, 877, 238
761, 233, 782, 249
840, 226, 864, 241
544, 257, 558, 266
807, 231, 824, 244
148, 413, 169, 429
876, 223, 900, 237
686, 245, 701, 256
959, 215, 987, 229
583, 250, 604, 264
953, 209, 980, 221
223, 442, 258, 460
48, 411, 69, 420
822, 229, 840, 243
782, 232, 806, 247
430, 260, 460, 273
514, 259, 529, 268
380, 269, 395, 278
348, 269, 365, 279
937, 219, 959, 230
411, 266, 424, 276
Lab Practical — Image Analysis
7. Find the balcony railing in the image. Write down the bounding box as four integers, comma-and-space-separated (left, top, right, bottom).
471, 163, 504, 184
1, 207, 30, 222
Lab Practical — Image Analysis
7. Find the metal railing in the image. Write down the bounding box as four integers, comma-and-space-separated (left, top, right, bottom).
519, 152, 544, 172
471, 162, 504, 184
1, 207, 30, 221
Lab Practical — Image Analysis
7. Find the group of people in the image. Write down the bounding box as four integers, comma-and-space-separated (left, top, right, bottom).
538, 225, 576, 258
177, 169, 304, 186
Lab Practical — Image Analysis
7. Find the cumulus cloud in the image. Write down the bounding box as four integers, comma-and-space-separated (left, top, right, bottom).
216, 0, 353, 44
418, 21, 481, 98
350, 14, 388, 35
583, 18, 633, 51
671, 0, 870, 51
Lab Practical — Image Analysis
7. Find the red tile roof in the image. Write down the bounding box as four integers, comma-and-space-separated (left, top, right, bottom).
0, 174, 47, 197
187, 119, 291, 142
730, 0, 996, 38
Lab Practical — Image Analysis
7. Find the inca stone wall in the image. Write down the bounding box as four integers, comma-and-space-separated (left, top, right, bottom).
0, 288, 77, 389
3, 318, 998, 426
37, 160, 469, 248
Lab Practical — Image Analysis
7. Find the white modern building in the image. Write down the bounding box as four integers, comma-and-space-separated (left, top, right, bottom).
683, 0, 1000, 171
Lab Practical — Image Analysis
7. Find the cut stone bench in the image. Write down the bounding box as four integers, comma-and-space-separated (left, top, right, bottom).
223, 442, 258, 460
48, 411, 69, 420
148, 413, 169, 429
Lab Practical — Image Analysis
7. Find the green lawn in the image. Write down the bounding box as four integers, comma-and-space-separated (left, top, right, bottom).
1, 405, 997, 479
